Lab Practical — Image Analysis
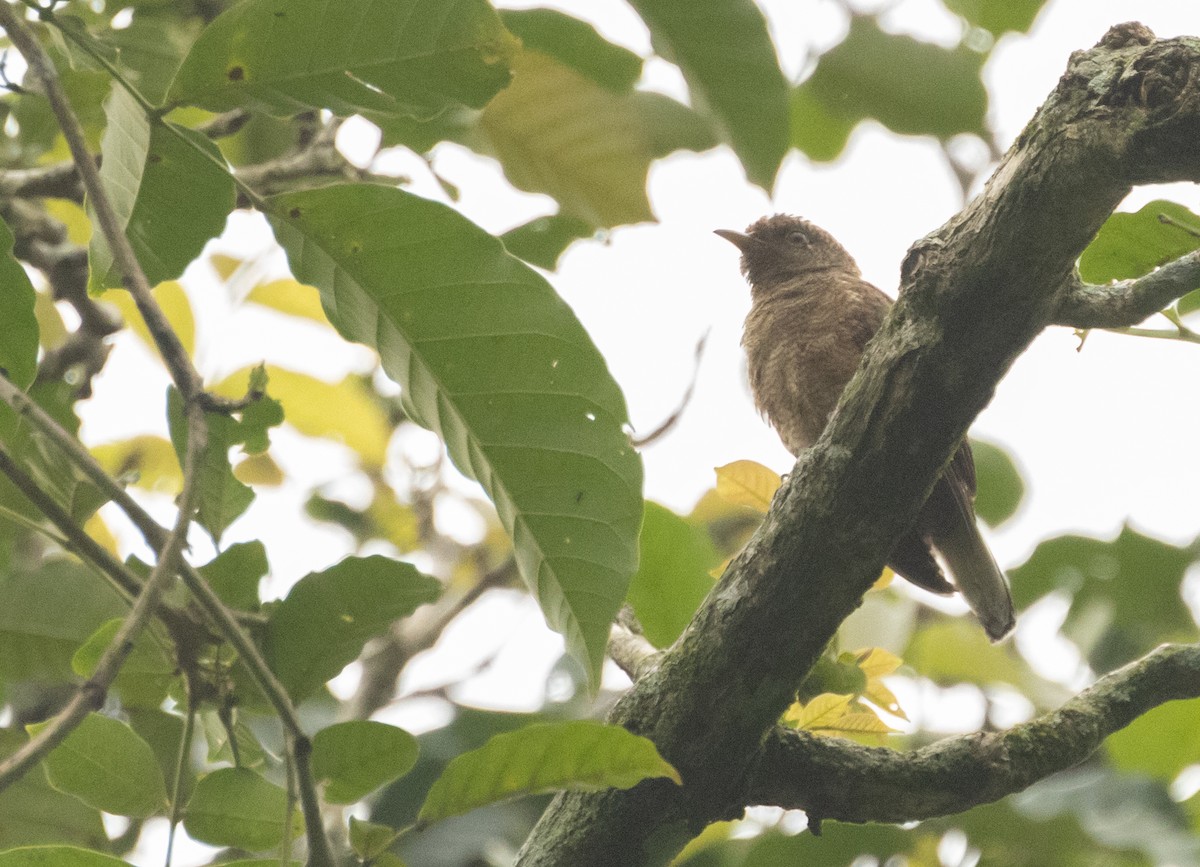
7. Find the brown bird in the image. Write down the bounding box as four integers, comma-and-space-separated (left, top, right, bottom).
716, 214, 1015, 641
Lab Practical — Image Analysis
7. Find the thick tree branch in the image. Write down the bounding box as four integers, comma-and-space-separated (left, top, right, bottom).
519, 24, 1200, 865
749, 642, 1200, 823
1054, 249, 1200, 328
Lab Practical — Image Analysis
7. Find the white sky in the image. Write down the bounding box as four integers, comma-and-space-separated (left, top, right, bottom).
88, 2, 1200, 864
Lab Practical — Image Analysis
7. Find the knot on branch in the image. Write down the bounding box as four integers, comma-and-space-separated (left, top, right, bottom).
1098, 22, 1155, 50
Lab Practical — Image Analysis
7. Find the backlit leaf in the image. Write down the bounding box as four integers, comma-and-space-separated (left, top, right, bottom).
1079, 200, 1200, 284
802, 17, 987, 140
942, 0, 1050, 36
628, 0, 788, 188
213, 366, 391, 468
714, 460, 780, 513
970, 439, 1025, 527
168, 0, 517, 119
626, 503, 717, 647
312, 721, 419, 804
183, 767, 296, 851
103, 281, 196, 358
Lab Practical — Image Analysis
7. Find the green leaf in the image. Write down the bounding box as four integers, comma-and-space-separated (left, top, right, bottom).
1178, 287, 1200, 318
417, 720, 680, 827
1078, 200, 1200, 284
0, 560, 125, 683
628, 0, 788, 188
789, 83, 856, 162
479, 49, 714, 227
0, 847, 129, 866
0, 730, 106, 849
267, 184, 644, 688
103, 10, 202, 105
28, 713, 167, 818
198, 540, 268, 610
183, 767, 295, 851
348, 816, 399, 860
905, 619, 1041, 693
942, 0, 1050, 36
626, 502, 717, 647
0, 382, 108, 532
166, 387, 255, 544
501, 215, 595, 271
213, 365, 391, 468
803, 16, 987, 140
89, 85, 235, 292
168, 0, 517, 118
71, 619, 178, 709
970, 439, 1025, 527
1010, 526, 1199, 671
499, 9, 642, 93
1106, 699, 1200, 782
264, 555, 440, 700
0, 218, 38, 389
312, 721, 419, 804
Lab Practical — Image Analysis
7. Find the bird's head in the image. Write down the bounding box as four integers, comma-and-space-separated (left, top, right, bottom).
715, 214, 859, 293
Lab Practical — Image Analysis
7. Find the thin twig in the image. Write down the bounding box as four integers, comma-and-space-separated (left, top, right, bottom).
0, 2, 204, 402
0, 402, 205, 793
0, 445, 141, 601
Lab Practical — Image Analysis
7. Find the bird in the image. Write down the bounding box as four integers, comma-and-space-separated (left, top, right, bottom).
715, 214, 1015, 641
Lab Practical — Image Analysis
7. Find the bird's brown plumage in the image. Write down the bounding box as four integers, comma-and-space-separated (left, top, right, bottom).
717, 214, 1015, 640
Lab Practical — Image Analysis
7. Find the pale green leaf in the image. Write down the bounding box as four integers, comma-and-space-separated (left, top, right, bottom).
168, 0, 517, 118
628, 0, 788, 188
28, 713, 167, 818
312, 721, 418, 804
89, 86, 235, 292
183, 767, 295, 851
0, 847, 128, 866
264, 555, 440, 700
0, 218, 38, 389
417, 721, 679, 826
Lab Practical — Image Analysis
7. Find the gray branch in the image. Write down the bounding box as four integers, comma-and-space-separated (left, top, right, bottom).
519, 23, 1200, 865
749, 642, 1200, 823
1054, 249, 1200, 328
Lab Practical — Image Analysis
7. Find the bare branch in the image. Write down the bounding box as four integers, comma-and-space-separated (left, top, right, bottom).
1054, 249, 1200, 329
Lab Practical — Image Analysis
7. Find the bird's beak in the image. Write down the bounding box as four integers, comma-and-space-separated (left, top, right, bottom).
713, 229, 757, 254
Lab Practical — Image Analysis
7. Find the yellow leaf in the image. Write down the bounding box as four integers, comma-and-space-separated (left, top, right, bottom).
864, 680, 908, 721
784, 693, 853, 730
34, 289, 68, 350
234, 452, 284, 486
213, 365, 391, 468
714, 460, 781, 513
856, 647, 903, 679
872, 565, 895, 590
83, 512, 119, 557
43, 199, 91, 245
708, 555, 732, 580
104, 281, 196, 358
245, 277, 328, 323
817, 711, 898, 736
209, 253, 245, 281
92, 435, 182, 493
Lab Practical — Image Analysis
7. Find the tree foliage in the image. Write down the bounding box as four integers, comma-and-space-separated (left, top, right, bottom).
0, 1, 1196, 866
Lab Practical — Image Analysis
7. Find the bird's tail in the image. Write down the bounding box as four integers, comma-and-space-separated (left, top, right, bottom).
934, 503, 1015, 641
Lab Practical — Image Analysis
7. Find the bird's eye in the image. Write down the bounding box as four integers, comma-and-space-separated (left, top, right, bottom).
788, 231, 809, 246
